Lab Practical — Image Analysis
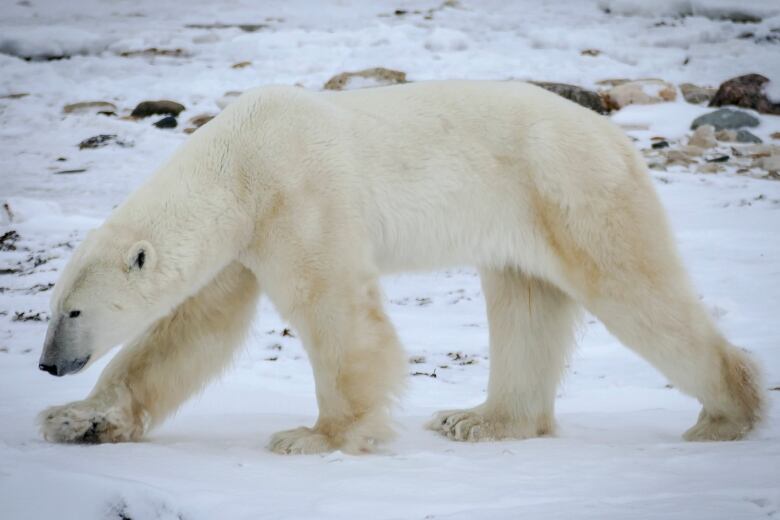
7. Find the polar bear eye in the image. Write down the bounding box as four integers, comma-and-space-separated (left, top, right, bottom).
69, 310, 81, 318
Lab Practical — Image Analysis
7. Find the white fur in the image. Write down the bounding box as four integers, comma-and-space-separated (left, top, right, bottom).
39, 81, 765, 452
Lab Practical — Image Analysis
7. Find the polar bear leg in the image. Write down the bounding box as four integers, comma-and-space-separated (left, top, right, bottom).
39, 262, 260, 443
429, 268, 579, 441
265, 275, 405, 455
587, 284, 765, 441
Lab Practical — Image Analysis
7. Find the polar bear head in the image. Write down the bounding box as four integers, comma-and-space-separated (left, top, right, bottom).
39, 225, 168, 376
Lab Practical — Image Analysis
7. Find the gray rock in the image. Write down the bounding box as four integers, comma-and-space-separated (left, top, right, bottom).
153, 116, 177, 129
78, 134, 127, 149
690, 108, 759, 130
735, 129, 762, 144
531, 82, 607, 114
131, 100, 185, 118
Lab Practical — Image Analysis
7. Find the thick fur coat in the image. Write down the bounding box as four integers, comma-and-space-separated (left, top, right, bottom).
39, 81, 764, 453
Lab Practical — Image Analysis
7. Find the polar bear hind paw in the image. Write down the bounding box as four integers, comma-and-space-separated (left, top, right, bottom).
428, 407, 553, 442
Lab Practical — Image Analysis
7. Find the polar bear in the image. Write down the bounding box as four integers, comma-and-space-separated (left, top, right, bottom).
38, 81, 764, 453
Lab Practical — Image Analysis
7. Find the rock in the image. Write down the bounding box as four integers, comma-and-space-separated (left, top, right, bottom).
216, 91, 242, 110
580, 49, 601, 57
715, 129, 738, 142
324, 67, 407, 91
710, 73, 780, 115
679, 83, 716, 104
756, 155, 780, 172
153, 116, 177, 129
696, 163, 723, 174
530, 82, 607, 114
736, 130, 762, 144
0, 92, 29, 99
119, 48, 188, 58
63, 101, 117, 116
665, 149, 696, 166
54, 168, 88, 175
78, 134, 127, 149
733, 144, 780, 158
231, 61, 252, 69
183, 113, 215, 134
679, 145, 704, 157
189, 114, 215, 127
130, 100, 185, 118
772, 132, 780, 140
690, 108, 759, 130
595, 78, 630, 87
604, 79, 676, 110
651, 140, 669, 149
688, 124, 717, 148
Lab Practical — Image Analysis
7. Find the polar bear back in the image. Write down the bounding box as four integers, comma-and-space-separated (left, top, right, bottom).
217, 81, 648, 279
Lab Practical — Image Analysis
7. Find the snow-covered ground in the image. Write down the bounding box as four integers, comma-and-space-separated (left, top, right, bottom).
1, 1, 780, 519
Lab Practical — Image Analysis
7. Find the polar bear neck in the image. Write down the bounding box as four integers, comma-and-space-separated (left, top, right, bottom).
107, 122, 256, 305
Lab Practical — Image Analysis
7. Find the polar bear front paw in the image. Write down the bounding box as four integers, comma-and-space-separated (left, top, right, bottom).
268, 427, 333, 455
39, 399, 146, 444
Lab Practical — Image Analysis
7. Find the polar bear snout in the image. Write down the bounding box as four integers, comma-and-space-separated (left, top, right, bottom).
39, 316, 91, 376
38, 356, 90, 377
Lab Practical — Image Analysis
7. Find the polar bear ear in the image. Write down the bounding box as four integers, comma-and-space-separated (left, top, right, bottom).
126, 241, 156, 272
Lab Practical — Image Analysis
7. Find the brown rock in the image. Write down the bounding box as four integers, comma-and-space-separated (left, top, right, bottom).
130, 100, 185, 118
771, 132, 780, 140
710, 73, 780, 115
679, 83, 716, 104
232, 61, 252, 69
324, 67, 407, 91
530, 82, 608, 114
189, 114, 215, 127
184, 113, 216, 133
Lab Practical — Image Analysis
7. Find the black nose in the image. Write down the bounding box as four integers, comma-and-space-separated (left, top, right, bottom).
39, 363, 58, 375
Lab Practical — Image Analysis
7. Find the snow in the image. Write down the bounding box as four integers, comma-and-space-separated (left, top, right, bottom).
1, 1, 779, 519
599, 0, 780, 20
